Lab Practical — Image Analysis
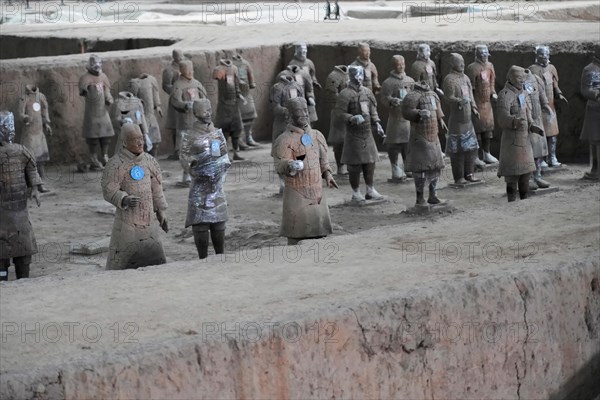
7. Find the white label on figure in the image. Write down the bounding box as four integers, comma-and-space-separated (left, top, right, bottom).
226, 74, 234, 86
289, 88, 298, 98
360, 101, 369, 114
32, 102, 41, 112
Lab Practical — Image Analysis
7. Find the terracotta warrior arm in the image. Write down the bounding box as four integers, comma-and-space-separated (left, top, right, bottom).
40, 93, 51, 125
401, 93, 421, 122
151, 76, 162, 108
316, 131, 333, 179
272, 135, 295, 176
537, 76, 550, 108
371, 63, 381, 92
162, 68, 175, 94
78, 74, 88, 97
490, 64, 498, 96
442, 76, 463, 105
23, 147, 43, 188
270, 86, 287, 116
334, 91, 353, 123
496, 90, 519, 130
380, 80, 395, 108
148, 157, 168, 212
246, 62, 257, 88
101, 163, 129, 209
169, 85, 189, 113
18, 96, 29, 123
550, 65, 562, 98
367, 91, 381, 123
139, 105, 149, 135
102, 75, 114, 106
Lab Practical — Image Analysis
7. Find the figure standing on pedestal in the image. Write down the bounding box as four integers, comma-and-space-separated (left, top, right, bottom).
496, 66, 537, 202
335, 65, 385, 202
410, 44, 443, 98
180, 99, 230, 259
324, 65, 349, 176
170, 60, 207, 186
351, 42, 380, 94
524, 70, 551, 190
78, 54, 114, 171
402, 82, 447, 206
129, 73, 163, 157
102, 123, 169, 270
466, 44, 499, 167
381, 55, 415, 182
529, 46, 568, 168
111, 91, 149, 150
579, 50, 600, 181
272, 97, 337, 245
232, 52, 259, 147
0, 111, 43, 281
18, 84, 52, 193
286, 64, 318, 124
442, 53, 481, 184
162, 49, 185, 160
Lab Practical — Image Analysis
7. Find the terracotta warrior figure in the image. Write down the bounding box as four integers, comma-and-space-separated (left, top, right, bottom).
232, 52, 259, 147
270, 69, 305, 142
496, 66, 537, 202
180, 99, 230, 259
381, 55, 415, 181
0, 111, 42, 281
213, 58, 247, 161
18, 84, 51, 193
102, 123, 169, 270
288, 43, 322, 91
324, 65, 349, 175
272, 97, 337, 245
466, 44, 499, 166
524, 70, 552, 190
78, 54, 115, 171
286, 64, 318, 123
350, 42, 380, 94
402, 82, 447, 205
162, 49, 185, 159
410, 44, 443, 98
129, 73, 163, 157
336, 65, 385, 201
442, 53, 481, 184
111, 91, 149, 150
170, 60, 208, 185
579, 50, 600, 181
529, 46, 568, 167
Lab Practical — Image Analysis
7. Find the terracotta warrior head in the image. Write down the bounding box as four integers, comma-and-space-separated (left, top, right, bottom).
348, 65, 364, 88
357, 42, 371, 61
535, 46, 550, 67
285, 97, 310, 129
193, 98, 213, 124
172, 49, 184, 63
449, 53, 465, 73
277, 70, 295, 83
0, 111, 16, 144
294, 43, 308, 62
414, 80, 431, 92
417, 44, 431, 61
122, 123, 144, 155
179, 60, 194, 80
86, 54, 102, 75
392, 55, 405, 74
507, 66, 527, 90
475, 45, 489, 63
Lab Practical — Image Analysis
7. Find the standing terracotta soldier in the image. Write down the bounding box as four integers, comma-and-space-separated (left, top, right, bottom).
442, 53, 481, 184
351, 42, 381, 94
102, 123, 169, 270
232, 52, 259, 147
78, 54, 114, 171
18, 84, 51, 193
466, 44, 499, 166
288, 43, 322, 91
496, 66, 537, 202
410, 44, 443, 97
0, 111, 42, 281
402, 82, 448, 205
180, 99, 230, 259
324, 65, 349, 175
336, 65, 385, 202
162, 49, 185, 159
111, 91, 149, 150
286, 64, 318, 124
524, 70, 551, 189
381, 55, 415, 182
129, 73, 163, 157
270, 70, 305, 142
213, 58, 247, 161
272, 97, 337, 245
529, 46, 568, 167
579, 51, 600, 181
170, 60, 208, 185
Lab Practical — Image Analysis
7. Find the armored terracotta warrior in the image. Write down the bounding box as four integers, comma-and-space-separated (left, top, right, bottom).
272, 97, 337, 245
381, 55, 415, 182
529, 46, 568, 167
288, 43, 322, 91
579, 51, 600, 181
213, 58, 247, 161
129, 73, 163, 157
162, 49, 185, 159
270, 70, 305, 141
170, 60, 208, 185
524, 70, 551, 190
336, 65, 385, 201
324, 65, 349, 175
442, 53, 481, 184
111, 91, 149, 150
232, 52, 259, 147
497, 66, 537, 202
102, 123, 168, 270
18, 84, 51, 193
410, 44, 443, 97
0, 111, 42, 281
180, 99, 230, 259
466, 44, 499, 166
401, 82, 447, 206
286, 64, 318, 123
78, 54, 114, 171
350, 42, 380, 94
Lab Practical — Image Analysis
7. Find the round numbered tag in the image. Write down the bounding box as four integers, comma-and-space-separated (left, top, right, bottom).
130, 165, 145, 180
32, 102, 41, 112
301, 132, 313, 146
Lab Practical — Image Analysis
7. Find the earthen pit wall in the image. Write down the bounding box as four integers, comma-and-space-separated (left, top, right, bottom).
0, 40, 597, 163
1, 261, 598, 399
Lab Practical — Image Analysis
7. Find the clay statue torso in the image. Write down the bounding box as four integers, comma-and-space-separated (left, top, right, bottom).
380, 71, 415, 144
466, 60, 496, 133
78, 72, 115, 139
410, 59, 438, 92
170, 77, 207, 132
325, 66, 349, 144
579, 59, 600, 144
528, 63, 560, 137
130, 75, 162, 144
350, 57, 380, 93
18, 87, 50, 162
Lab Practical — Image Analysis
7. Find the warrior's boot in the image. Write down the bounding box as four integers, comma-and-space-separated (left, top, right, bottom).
414, 177, 426, 206
547, 136, 561, 167
89, 153, 104, 171
533, 158, 550, 188
365, 186, 384, 200
101, 140, 110, 166
14, 257, 30, 279
451, 154, 466, 184
483, 151, 499, 164
337, 164, 348, 176
518, 173, 530, 200
506, 182, 518, 202
427, 177, 443, 204
464, 155, 480, 182
583, 144, 600, 180
37, 163, 51, 193
177, 171, 191, 187
351, 189, 365, 202
245, 125, 259, 146
211, 229, 225, 255
193, 230, 210, 259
